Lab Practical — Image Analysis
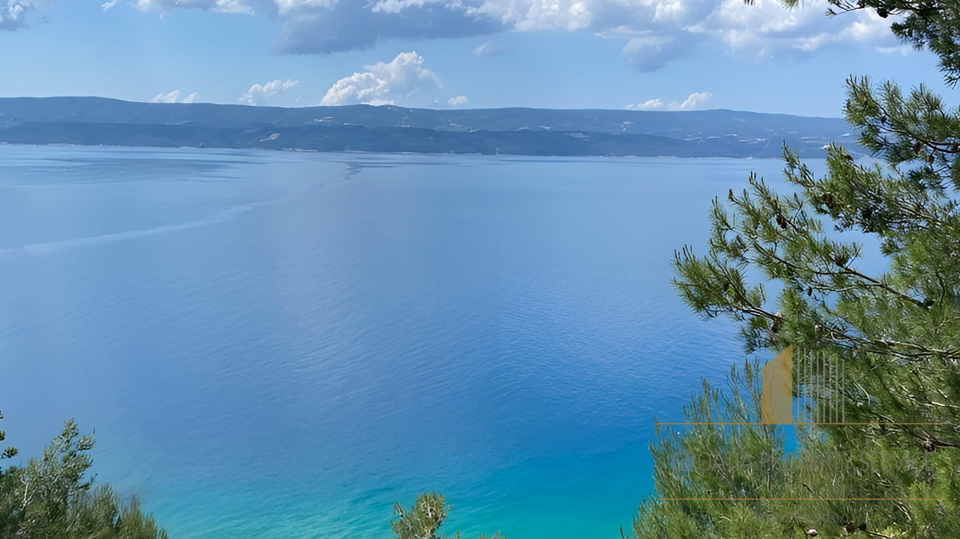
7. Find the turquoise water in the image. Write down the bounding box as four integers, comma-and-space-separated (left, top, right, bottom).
0, 146, 789, 538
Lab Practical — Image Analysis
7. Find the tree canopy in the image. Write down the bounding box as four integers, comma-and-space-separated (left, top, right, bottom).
632, 0, 960, 537
0, 416, 167, 539
391, 493, 505, 539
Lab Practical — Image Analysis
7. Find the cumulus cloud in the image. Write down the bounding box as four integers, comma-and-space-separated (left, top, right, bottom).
448, 95, 469, 106
275, 0, 337, 13
274, 1, 503, 54
102, 0, 118, 10
134, 0, 253, 14
239, 78, 299, 105
150, 90, 201, 103
0, 0, 35, 31
627, 91, 713, 111
705, 0, 896, 60
129, 0, 903, 71
320, 51, 442, 106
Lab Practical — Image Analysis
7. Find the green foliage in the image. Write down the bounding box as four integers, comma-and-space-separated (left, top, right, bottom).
392, 492, 452, 539
0, 417, 167, 539
635, 1, 960, 536
671, 140, 960, 442
633, 361, 959, 538
392, 493, 505, 539
0, 411, 17, 462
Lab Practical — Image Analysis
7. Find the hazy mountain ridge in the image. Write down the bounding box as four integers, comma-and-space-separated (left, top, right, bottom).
0, 97, 861, 157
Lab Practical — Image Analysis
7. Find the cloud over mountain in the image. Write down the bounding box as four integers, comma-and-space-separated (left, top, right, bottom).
321, 51, 442, 106
239, 79, 299, 105
151, 90, 201, 103
627, 91, 713, 111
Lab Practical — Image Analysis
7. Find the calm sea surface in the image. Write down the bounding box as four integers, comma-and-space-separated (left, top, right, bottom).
0, 146, 790, 538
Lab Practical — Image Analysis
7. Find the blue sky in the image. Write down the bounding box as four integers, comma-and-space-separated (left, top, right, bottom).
0, 0, 951, 115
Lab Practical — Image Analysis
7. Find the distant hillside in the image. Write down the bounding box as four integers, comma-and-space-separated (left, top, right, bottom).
0, 97, 861, 157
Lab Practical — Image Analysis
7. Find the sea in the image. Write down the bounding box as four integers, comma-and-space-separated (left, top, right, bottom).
0, 145, 792, 538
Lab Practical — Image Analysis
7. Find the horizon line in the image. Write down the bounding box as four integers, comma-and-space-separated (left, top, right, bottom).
0, 95, 847, 119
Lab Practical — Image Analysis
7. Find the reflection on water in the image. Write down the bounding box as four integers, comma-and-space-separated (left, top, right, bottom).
0, 146, 786, 538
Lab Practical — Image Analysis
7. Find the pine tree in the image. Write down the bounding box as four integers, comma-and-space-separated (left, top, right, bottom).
391, 493, 505, 539
633, 1, 960, 537
0, 417, 168, 539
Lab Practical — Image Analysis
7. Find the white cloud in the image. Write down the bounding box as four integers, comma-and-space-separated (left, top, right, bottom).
134, 0, 253, 14
321, 51, 442, 106
627, 91, 713, 111
0, 0, 34, 31
507, 0, 593, 31
448, 95, 469, 106
128, 0, 904, 71
275, 0, 337, 14
370, 0, 437, 15
678, 91, 712, 109
150, 90, 201, 103
151, 91, 180, 103
705, 0, 899, 60
102, 0, 118, 11
239, 78, 299, 105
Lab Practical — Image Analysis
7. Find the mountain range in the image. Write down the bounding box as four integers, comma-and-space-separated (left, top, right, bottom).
0, 97, 861, 158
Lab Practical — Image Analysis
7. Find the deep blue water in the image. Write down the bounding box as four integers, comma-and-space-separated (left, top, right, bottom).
0, 146, 789, 538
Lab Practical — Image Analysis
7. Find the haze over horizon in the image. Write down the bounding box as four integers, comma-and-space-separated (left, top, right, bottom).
0, 95, 852, 118
0, 0, 951, 117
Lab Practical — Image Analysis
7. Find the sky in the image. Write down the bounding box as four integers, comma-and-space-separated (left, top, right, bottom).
0, 0, 953, 116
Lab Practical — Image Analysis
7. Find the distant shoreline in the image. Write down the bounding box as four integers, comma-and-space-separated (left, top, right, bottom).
0, 141, 810, 161
0, 96, 861, 158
